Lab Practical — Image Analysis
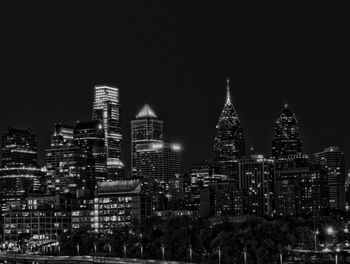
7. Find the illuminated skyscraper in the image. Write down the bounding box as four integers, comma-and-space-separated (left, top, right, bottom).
46, 124, 87, 195
74, 121, 106, 191
92, 85, 123, 178
135, 142, 181, 210
131, 104, 163, 177
213, 78, 245, 163
272, 105, 302, 160
0, 127, 41, 204
238, 154, 275, 217
312, 146, 345, 210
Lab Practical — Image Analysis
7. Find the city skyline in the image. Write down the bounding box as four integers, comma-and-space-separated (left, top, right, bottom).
1, 2, 350, 172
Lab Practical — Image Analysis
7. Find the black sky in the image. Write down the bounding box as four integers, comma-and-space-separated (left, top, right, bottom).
1, 1, 350, 172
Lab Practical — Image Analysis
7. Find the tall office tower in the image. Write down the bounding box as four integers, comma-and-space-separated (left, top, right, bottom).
131, 104, 163, 177
275, 154, 329, 216
135, 142, 181, 210
74, 121, 106, 192
0, 127, 41, 203
272, 104, 302, 160
238, 154, 275, 217
312, 146, 345, 210
46, 124, 87, 195
213, 78, 245, 178
92, 85, 123, 179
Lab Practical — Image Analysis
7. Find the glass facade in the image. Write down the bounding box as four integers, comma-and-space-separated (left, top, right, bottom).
93, 85, 123, 178
213, 78, 245, 163
131, 104, 163, 177
272, 105, 302, 160
0, 128, 42, 208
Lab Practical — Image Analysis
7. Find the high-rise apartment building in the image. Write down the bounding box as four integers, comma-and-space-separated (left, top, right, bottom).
131, 104, 163, 177
272, 105, 302, 160
312, 146, 345, 210
0, 127, 42, 204
92, 85, 123, 178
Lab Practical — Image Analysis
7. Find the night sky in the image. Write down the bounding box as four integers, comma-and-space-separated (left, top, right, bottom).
1, 2, 350, 172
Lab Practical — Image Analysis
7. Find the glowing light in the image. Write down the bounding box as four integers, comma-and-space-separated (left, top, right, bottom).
136, 104, 157, 119
171, 144, 181, 151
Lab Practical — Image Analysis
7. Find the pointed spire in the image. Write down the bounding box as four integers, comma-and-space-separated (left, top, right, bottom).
225, 77, 232, 105
136, 104, 157, 119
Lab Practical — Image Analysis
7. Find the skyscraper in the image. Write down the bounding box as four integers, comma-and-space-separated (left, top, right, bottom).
213, 78, 245, 164
135, 142, 181, 210
46, 124, 87, 195
92, 85, 123, 178
135, 142, 181, 183
238, 154, 275, 217
272, 104, 302, 160
74, 121, 106, 191
275, 155, 329, 216
131, 104, 163, 177
312, 146, 345, 210
0, 127, 42, 204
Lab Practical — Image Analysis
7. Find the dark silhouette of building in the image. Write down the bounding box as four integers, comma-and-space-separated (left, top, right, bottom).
272, 104, 302, 160
312, 146, 345, 210
92, 85, 124, 178
199, 181, 243, 218
0, 127, 42, 207
131, 104, 163, 177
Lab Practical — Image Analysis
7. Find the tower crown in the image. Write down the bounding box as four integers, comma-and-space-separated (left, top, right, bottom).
225, 77, 232, 105
136, 104, 157, 119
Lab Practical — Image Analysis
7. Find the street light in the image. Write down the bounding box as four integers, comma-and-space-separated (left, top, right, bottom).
314, 229, 319, 251
161, 243, 165, 260
218, 246, 221, 264
327, 226, 335, 245
327, 227, 334, 236
335, 247, 341, 264
108, 243, 111, 256
123, 243, 127, 258
140, 233, 143, 258
279, 250, 283, 264
243, 246, 247, 264
189, 244, 192, 263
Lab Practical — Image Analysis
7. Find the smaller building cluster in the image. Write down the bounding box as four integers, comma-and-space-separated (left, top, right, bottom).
0, 80, 348, 246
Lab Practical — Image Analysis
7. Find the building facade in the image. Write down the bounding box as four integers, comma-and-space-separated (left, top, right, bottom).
213, 78, 245, 163
74, 121, 106, 192
312, 146, 345, 210
131, 104, 163, 177
46, 124, 88, 195
272, 105, 302, 160
92, 85, 123, 178
0, 128, 42, 208
275, 156, 329, 216
238, 155, 275, 217
93, 180, 144, 233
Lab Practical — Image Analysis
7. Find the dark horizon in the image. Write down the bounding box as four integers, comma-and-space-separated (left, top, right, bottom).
1, 2, 350, 172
